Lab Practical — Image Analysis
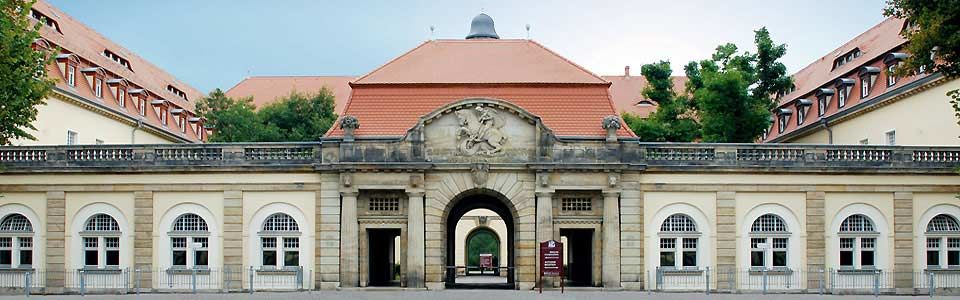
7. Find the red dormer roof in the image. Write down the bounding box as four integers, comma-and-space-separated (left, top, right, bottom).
329, 39, 632, 138
603, 74, 687, 118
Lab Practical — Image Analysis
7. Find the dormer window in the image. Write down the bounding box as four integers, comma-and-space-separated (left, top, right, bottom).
171, 109, 186, 133
30, 9, 61, 34
815, 88, 835, 117
166, 85, 188, 101
794, 99, 812, 126
832, 48, 862, 70
55, 54, 79, 87
637, 100, 655, 107
834, 78, 855, 108
777, 108, 793, 133
106, 79, 128, 107
81, 67, 106, 99
152, 99, 169, 126
102, 50, 132, 71
884, 53, 908, 87
129, 89, 146, 116
859, 67, 880, 99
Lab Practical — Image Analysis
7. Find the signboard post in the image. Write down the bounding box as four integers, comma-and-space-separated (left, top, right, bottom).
539, 239, 564, 293
479, 254, 493, 274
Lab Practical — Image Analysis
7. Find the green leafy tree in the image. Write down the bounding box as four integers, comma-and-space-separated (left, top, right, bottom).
258, 88, 338, 141
195, 89, 278, 142
0, 0, 55, 145
624, 60, 700, 142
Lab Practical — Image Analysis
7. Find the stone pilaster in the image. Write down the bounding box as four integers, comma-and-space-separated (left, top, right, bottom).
318, 174, 342, 290
340, 191, 360, 287
133, 191, 154, 288
535, 191, 553, 287
45, 191, 66, 291
601, 191, 621, 288
223, 190, 243, 289
806, 191, 826, 291
716, 192, 736, 272
406, 191, 426, 288
619, 182, 643, 290
893, 192, 914, 292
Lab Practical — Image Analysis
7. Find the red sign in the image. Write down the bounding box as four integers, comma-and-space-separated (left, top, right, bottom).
539, 239, 564, 293
479, 254, 493, 268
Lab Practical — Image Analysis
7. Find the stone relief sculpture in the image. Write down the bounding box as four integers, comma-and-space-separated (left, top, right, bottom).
455, 106, 507, 156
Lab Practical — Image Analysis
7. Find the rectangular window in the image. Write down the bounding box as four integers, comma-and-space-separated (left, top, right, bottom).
139, 98, 146, 116
839, 238, 855, 267
19, 237, 32, 266
948, 238, 960, 267
193, 237, 209, 267
118, 90, 125, 107
839, 86, 849, 108
682, 238, 698, 267
283, 237, 300, 267
797, 107, 805, 125
67, 65, 76, 87
860, 238, 876, 267
818, 96, 826, 117
171, 237, 187, 266
261, 237, 277, 267
0, 237, 11, 266
928, 238, 941, 267
772, 238, 788, 267
67, 130, 78, 145
160, 107, 168, 125
95, 78, 103, 98
83, 237, 98, 267
105, 237, 120, 267
885, 130, 896, 146
659, 238, 676, 267
369, 196, 400, 211
561, 197, 593, 211
750, 238, 765, 267
179, 116, 187, 133
887, 64, 898, 86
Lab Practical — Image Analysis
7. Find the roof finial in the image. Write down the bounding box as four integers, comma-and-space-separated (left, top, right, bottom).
466, 13, 500, 39
429, 25, 435, 40
525, 24, 531, 39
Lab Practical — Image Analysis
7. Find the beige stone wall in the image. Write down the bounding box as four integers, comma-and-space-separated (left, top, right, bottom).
12, 96, 175, 146
788, 78, 960, 145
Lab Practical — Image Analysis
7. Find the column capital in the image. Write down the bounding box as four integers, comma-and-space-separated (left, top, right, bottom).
601, 190, 621, 198
341, 191, 359, 198
406, 191, 425, 198
535, 191, 554, 198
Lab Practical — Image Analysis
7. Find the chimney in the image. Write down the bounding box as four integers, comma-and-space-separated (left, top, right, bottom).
624, 65, 631, 77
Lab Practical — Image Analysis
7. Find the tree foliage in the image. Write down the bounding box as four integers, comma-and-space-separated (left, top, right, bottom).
195, 88, 338, 142
624, 61, 700, 142
0, 0, 54, 145
884, 0, 960, 78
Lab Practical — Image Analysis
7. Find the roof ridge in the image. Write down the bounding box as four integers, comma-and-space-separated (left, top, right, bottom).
353, 41, 432, 84
789, 17, 901, 81
526, 40, 610, 84
247, 75, 358, 79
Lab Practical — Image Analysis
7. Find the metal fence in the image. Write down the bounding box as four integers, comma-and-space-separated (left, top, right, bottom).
0, 266, 310, 296
652, 267, 960, 295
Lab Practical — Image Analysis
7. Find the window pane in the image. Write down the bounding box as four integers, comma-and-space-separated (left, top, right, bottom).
0, 250, 10, 265
751, 251, 764, 267
949, 251, 960, 266
284, 251, 300, 267
928, 251, 940, 267
682, 251, 697, 267
773, 251, 787, 267
106, 250, 120, 266
262, 251, 276, 266
840, 251, 854, 266
19, 250, 32, 266
85, 250, 98, 266
659, 252, 675, 267
195, 250, 208, 267
172, 250, 187, 266
861, 250, 875, 267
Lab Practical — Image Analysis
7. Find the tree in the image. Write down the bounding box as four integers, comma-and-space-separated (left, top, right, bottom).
195, 89, 277, 142
623, 61, 700, 142
0, 0, 55, 145
258, 88, 337, 141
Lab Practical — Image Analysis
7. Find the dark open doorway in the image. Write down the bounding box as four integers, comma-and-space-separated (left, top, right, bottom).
445, 190, 515, 289
367, 228, 401, 286
560, 228, 594, 286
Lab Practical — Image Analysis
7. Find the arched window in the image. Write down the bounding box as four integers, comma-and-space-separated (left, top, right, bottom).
260, 213, 300, 270
749, 214, 789, 269
659, 214, 699, 269
838, 214, 877, 270
0, 214, 34, 268
170, 213, 209, 269
82, 214, 121, 269
925, 214, 960, 269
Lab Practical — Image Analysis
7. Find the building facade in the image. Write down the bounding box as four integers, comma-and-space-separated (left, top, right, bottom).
1, 11, 959, 296
16, 0, 206, 146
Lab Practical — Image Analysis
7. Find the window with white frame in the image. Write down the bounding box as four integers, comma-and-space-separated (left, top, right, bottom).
94, 77, 103, 98
169, 213, 209, 269
887, 64, 899, 86
0, 214, 33, 269
659, 214, 699, 269
925, 214, 960, 269
81, 214, 121, 269
67, 65, 76, 87
749, 214, 789, 269
885, 130, 896, 145
838, 214, 877, 270
67, 130, 78, 145
138, 97, 146, 116
117, 89, 125, 107
260, 213, 300, 270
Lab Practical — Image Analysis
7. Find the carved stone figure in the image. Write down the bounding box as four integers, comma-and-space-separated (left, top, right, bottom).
471, 163, 489, 186
455, 106, 507, 156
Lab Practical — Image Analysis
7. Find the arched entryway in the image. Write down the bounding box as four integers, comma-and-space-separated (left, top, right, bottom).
464, 227, 501, 272
444, 189, 516, 289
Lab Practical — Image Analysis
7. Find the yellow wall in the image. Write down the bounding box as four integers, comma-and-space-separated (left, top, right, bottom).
790, 78, 960, 145
13, 96, 175, 145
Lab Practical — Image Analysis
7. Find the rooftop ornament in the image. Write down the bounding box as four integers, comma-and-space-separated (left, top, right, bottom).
602, 115, 621, 142
465, 13, 500, 40
340, 115, 360, 142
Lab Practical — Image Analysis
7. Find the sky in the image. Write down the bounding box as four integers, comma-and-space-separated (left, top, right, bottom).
47, 0, 889, 93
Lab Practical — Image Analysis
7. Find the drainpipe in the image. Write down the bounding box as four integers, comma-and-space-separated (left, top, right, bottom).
820, 118, 833, 144
131, 119, 143, 144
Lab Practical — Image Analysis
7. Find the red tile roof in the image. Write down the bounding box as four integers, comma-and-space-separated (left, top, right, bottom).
330, 39, 632, 138
763, 17, 930, 142
353, 39, 609, 84
603, 74, 687, 118
33, 0, 204, 142
226, 76, 355, 114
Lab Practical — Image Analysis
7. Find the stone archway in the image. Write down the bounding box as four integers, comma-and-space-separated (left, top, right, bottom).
444, 188, 517, 289
464, 226, 501, 270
